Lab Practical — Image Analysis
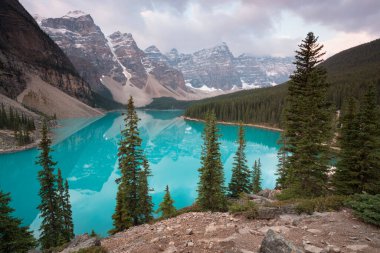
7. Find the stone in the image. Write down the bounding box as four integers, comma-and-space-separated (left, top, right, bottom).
240, 249, 255, 253
257, 206, 282, 219
307, 229, 322, 234
186, 241, 194, 247
324, 245, 341, 253
163, 245, 177, 253
304, 244, 323, 253
238, 226, 250, 235
256, 189, 281, 199
239, 249, 255, 253
346, 244, 369, 251
259, 229, 303, 253
59, 234, 101, 253
150, 237, 160, 243
259, 226, 290, 235
185, 228, 193, 235
205, 222, 217, 233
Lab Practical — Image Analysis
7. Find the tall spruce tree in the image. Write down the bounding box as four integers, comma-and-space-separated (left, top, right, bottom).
56, 169, 74, 242
156, 185, 176, 219
137, 158, 154, 223
355, 85, 380, 194
252, 159, 262, 194
56, 169, 66, 244
333, 98, 360, 194
111, 96, 152, 234
282, 32, 333, 197
0, 191, 37, 253
36, 120, 61, 249
197, 111, 227, 211
228, 123, 251, 198
63, 180, 74, 241
275, 136, 288, 189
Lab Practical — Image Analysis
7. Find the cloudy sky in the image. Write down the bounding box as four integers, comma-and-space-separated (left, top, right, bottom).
20, 0, 379, 57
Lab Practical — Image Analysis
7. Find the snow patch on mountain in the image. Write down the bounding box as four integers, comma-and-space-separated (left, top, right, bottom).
63, 10, 88, 19
106, 36, 132, 81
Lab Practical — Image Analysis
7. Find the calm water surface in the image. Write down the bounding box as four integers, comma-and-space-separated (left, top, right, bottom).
0, 110, 280, 236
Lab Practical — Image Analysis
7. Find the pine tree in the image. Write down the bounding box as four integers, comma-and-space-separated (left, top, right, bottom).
156, 185, 176, 219
0, 191, 37, 253
197, 111, 227, 211
56, 169, 74, 243
36, 120, 61, 249
56, 168, 66, 245
63, 180, 74, 241
282, 32, 333, 197
137, 158, 154, 223
333, 98, 360, 194
252, 159, 262, 193
275, 136, 288, 189
111, 96, 152, 233
228, 123, 251, 198
355, 85, 380, 194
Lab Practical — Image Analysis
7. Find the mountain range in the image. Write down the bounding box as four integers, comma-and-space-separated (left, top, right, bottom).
184, 38, 380, 126
34, 11, 294, 106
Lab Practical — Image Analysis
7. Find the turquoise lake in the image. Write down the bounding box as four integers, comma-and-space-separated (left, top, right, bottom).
0, 110, 281, 236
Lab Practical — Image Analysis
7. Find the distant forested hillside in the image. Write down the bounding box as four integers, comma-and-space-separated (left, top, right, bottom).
185, 38, 380, 127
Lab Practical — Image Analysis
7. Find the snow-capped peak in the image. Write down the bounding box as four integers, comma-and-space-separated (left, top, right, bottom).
109, 31, 134, 42
145, 45, 161, 54
63, 10, 88, 19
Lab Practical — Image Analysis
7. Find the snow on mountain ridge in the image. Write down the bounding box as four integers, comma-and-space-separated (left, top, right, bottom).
63, 10, 88, 18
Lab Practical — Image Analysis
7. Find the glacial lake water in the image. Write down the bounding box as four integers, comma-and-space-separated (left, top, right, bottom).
0, 110, 280, 236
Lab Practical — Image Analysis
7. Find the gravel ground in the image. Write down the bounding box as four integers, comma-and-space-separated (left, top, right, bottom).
101, 209, 380, 253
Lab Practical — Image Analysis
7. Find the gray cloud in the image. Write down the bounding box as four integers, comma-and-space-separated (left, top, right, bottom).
20, 0, 379, 57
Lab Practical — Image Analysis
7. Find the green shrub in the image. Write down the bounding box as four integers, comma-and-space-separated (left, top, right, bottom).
296, 195, 349, 214
75, 246, 108, 253
228, 194, 258, 219
347, 194, 380, 227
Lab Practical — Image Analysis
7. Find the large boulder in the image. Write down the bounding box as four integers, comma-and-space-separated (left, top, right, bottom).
257, 189, 281, 200
259, 229, 304, 253
59, 234, 101, 253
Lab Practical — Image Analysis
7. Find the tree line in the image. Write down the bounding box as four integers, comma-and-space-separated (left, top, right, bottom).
0, 103, 36, 145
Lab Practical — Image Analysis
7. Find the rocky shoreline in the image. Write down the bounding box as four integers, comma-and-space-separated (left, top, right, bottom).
182, 116, 283, 132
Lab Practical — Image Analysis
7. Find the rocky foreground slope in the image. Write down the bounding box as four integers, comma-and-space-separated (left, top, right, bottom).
61, 210, 380, 253
100, 210, 379, 253
61, 190, 380, 253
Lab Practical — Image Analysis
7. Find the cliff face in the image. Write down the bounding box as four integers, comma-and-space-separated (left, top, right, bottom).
37, 11, 125, 97
0, 0, 93, 105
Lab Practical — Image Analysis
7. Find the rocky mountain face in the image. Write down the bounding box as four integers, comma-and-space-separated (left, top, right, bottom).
164, 44, 294, 90
234, 54, 294, 88
0, 1, 93, 105
37, 13, 188, 104
36, 11, 125, 98
107, 31, 147, 89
